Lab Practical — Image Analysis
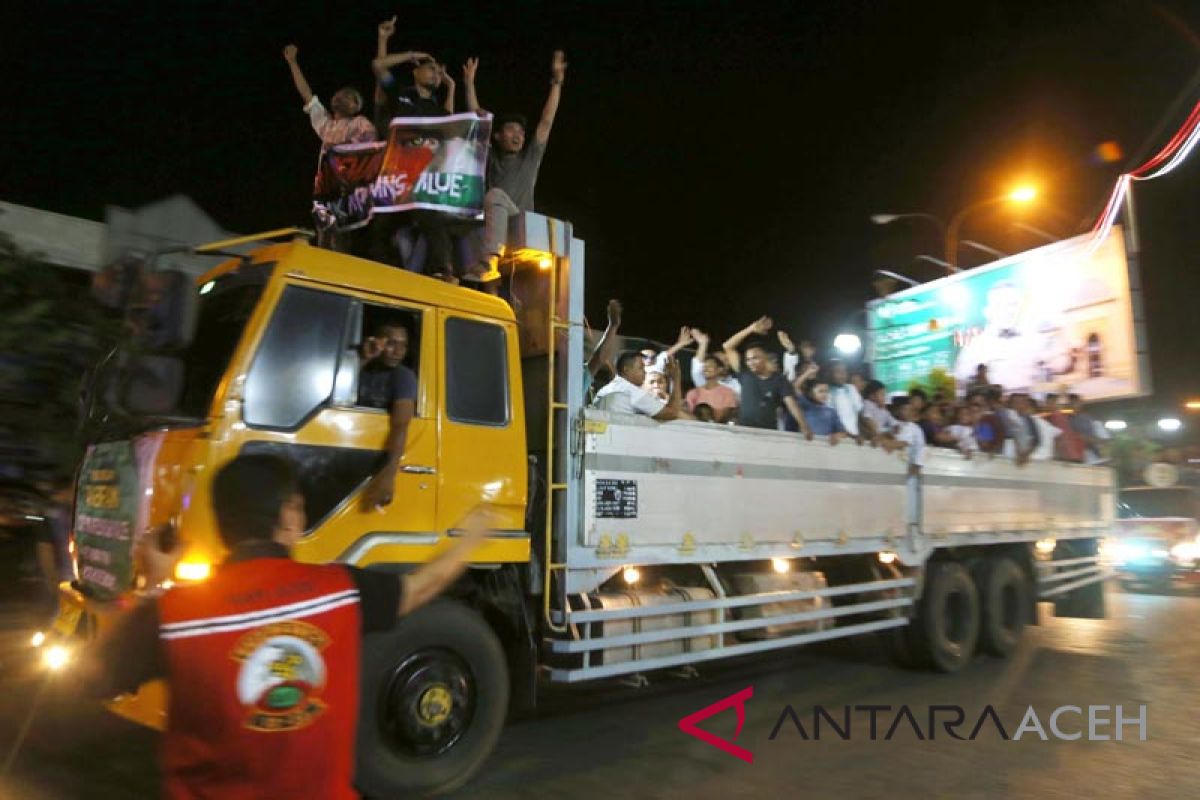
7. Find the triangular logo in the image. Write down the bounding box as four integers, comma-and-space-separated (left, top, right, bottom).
677, 686, 755, 763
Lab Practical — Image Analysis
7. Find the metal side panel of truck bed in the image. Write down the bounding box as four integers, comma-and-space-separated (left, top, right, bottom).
562, 409, 1113, 593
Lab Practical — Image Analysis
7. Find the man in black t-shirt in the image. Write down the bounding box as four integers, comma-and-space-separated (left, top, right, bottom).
723, 316, 812, 437
371, 41, 463, 279
358, 319, 418, 507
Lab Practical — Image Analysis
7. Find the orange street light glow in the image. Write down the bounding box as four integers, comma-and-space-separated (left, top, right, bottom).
1009, 186, 1037, 202
1185, 400, 1200, 411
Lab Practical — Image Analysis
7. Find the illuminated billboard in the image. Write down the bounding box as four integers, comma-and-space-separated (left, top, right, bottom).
867, 226, 1147, 400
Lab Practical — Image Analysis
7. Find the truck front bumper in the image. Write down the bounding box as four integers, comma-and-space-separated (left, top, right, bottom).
53, 582, 168, 731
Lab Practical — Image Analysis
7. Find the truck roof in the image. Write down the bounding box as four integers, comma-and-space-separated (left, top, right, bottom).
199, 238, 516, 323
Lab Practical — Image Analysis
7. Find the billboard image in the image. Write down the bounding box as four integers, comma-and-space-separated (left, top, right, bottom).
867, 226, 1146, 401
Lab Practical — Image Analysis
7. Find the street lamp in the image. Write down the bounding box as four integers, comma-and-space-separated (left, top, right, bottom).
1104, 419, 1128, 432
1158, 418, 1183, 433
960, 240, 1010, 260
834, 333, 862, 355
944, 187, 1037, 267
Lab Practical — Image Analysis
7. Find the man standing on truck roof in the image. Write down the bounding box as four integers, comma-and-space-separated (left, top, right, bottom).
593, 351, 691, 421
723, 316, 813, 438
461, 51, 567, 282
85, 454, 495, 800
356, 318, 417, 509
372, 26, 464, 281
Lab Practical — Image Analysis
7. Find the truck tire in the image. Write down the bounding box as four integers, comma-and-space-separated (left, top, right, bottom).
977, 557, 1029, 658
913, 562, 980, 673
356, 598, 509, 798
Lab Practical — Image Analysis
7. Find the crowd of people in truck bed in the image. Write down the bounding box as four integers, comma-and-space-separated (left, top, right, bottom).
585, 300, 1110, 470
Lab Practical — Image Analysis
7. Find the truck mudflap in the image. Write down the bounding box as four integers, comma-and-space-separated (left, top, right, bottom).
52, 582, 168, 730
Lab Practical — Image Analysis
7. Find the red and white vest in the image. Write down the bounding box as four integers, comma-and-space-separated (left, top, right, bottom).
157, 557, 363, 800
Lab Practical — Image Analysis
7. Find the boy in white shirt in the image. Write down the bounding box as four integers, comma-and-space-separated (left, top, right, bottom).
945, 405, 980, 458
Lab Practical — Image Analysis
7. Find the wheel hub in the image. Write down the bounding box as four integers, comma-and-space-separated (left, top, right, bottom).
379, 648, 475, 757
418, 683, 453, 726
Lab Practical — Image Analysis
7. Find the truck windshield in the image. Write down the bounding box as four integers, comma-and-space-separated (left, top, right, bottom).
178, 273, 267, 418
1118, 489, 1198, 519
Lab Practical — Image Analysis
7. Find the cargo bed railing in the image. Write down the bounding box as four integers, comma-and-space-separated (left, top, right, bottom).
1036, 554, 1109, 598
548, 576, 915, 682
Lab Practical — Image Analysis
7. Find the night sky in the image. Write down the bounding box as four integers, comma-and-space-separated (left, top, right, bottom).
4, 0, 1199, 420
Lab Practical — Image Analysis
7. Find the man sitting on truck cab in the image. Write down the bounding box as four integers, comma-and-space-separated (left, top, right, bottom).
593, 351, 690, 421
86, 454, 494, 800
357, 318, 417, 508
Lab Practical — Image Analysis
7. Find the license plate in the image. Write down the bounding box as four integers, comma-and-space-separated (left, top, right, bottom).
53, 601, 83, 637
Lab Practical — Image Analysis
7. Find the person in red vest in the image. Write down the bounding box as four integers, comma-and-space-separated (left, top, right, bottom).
87, 453, 495, 799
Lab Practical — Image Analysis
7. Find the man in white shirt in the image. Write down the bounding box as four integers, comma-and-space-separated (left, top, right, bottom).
594, 352, 690, 421
826, 360, 864, 437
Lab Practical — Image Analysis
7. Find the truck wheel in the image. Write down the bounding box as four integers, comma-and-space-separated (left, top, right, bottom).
977, 557, 1029, 658
356, 598, 509, 798
913, 562, 980, 673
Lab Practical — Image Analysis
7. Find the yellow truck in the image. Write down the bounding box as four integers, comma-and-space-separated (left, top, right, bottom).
55, 216, 1116, 796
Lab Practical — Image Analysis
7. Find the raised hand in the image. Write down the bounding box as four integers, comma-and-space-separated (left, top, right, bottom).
378, 15, 396, 38
690, 328, 710, 346
606, 298, 622, 326
362, 336, 383, 361
777, 330, 796, 352
751, 315, 773, 335
283, 44, 298, 62
551, 50, 567, 81
463, 56, 479, 83
675, 326, 696, 348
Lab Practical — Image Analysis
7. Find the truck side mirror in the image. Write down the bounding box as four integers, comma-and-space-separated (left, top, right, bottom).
129, 270, 197, 352
118, 354, 186, 416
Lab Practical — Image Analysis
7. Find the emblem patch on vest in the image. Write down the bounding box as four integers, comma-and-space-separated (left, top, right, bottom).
232, 621, 330, 731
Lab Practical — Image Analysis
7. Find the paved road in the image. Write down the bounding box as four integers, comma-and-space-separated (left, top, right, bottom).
2, 588, 1197, 799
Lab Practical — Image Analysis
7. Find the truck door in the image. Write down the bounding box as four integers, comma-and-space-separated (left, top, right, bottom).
436, 309, 529, 553
235, 284, 438, 566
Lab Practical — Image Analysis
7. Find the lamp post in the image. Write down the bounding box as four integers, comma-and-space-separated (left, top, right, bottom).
871, 186, 1038, 270
944, 187, 1037, 267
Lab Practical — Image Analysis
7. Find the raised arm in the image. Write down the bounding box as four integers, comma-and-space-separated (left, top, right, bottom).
535, 50, 567, 145
373, 50, 432, 82
778, 330, 799, 379
283, 45, 314, 105
588, 299, 622, 377
375, 16, 395, 107
722, 316, 771, 374
462, 57, 481, 114
663, 326, 696, 360
690, 328, 710, 386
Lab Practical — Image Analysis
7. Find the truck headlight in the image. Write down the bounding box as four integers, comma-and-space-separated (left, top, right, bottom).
175, 560, 213, 582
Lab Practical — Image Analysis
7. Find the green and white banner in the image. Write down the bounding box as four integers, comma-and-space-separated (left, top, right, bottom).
314, 112, 492, 230
74, 434, 163, 599
867, 227, 1145, 400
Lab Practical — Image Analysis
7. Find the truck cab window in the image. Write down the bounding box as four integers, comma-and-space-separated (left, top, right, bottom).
243, 286, 351, 429
333, 304, 423, 411
445, 317, 509, 426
